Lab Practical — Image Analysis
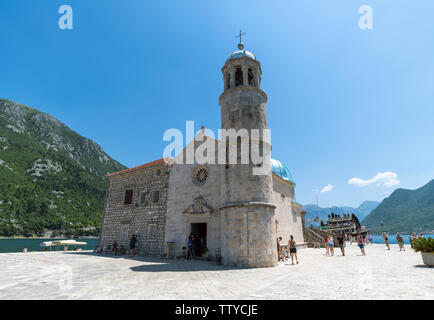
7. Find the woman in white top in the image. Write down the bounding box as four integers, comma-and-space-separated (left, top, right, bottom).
328, 235, 335, 256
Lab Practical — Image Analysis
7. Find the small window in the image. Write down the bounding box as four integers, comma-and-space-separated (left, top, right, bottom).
124, 190, 133, 205
153, 190, 160, 203
156, 169, 161, 176
235, 66, 243, 86
139, 191, 147, 206
226, 73, 231, 89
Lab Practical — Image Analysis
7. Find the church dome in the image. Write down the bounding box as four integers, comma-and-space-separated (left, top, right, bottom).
227, 49, 256, 61
271, 158, 294, 183
227, 41, 257, 62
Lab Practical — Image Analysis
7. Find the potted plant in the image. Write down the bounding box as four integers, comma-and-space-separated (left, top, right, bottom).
412, 237, 434, 266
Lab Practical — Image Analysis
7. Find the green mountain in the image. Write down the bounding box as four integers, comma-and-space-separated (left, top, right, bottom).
0, 99, 126, 237
362, 179, 434, 233
302, 200, 380, 225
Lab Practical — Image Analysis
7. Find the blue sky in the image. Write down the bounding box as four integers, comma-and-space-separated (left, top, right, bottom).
1, 0, 434, 208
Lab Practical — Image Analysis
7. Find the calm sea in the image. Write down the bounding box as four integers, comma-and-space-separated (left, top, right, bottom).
0, 235, 432, 253
0, 238, 99, 253
371, 234, 431, 244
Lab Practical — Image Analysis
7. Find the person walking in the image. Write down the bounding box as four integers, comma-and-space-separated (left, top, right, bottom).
288, 235, 299, 265
187, 234, 195, 260
328, 234, 335, 256
324, 236, 329, 255
382, 232, 390, 250
396, 233, 405, 251
337, 233, 345, 256
368, 234, 373, 245
129, 234, 137, 257
357, 233, 366, 256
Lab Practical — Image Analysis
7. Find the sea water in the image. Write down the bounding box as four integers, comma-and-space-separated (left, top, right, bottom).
371, 234, 430, 244
0, 238, 99, 253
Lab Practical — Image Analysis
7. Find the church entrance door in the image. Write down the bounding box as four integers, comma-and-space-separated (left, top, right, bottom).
191, 223, 207, 257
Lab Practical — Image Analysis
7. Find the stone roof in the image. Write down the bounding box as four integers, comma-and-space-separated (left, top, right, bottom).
106, 158, 166, 177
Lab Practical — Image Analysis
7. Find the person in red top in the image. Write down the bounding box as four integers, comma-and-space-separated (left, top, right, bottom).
324, 237, 329, 255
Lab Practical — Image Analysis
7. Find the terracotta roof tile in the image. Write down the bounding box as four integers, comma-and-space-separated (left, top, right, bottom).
106, 158, 167, 177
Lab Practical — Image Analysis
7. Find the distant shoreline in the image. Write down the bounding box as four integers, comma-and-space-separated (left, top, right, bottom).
0, 236, 99, 239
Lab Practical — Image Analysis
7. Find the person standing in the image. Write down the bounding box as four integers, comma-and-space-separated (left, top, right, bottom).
396, 233, 405, 251
368, 234, 373, 245
409, 233, 414, 248
382, 232, 390, 250
129, 234, 137, 257
187, 235, 195, 260
324, 236, 329, 255
337, 233, 345, 256
357, 233, 366, 256
328, 235, 335, 256
111, 240, 118, 255
288, 235, 299, 265
277, 237, 283, 262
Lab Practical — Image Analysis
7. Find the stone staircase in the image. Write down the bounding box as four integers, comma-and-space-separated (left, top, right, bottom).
304, 226, 325, 248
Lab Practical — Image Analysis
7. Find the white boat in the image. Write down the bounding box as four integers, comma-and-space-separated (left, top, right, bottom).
40, 239, 87, 250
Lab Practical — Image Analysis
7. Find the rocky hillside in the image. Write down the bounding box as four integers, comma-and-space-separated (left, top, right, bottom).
0, 99, 126, 236
362, 179, 434, 233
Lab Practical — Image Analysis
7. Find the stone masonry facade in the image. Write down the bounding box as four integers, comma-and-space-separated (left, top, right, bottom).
99, 160, 169, 256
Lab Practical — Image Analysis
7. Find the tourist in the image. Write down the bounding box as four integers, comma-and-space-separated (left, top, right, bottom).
288, 235, 299, 265
328, 235, 334, 256
396, 233, 405, 251
129, 234, 137, 257
368, 234, 373, 245
349, 234, 353, 245
111, 240, 118, 255
409, 233, 413, 248
419, 233, 425, 239
187, 234, 195, 260
324, 236, 329, 255
357, 233, 366, 256
382, 232, 390, 250
277, 237, 283, 262
337, 233, 345, 256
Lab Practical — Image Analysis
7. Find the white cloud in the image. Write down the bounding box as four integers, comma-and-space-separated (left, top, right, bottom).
348, 171, 400, 188
320, 184, 335, 193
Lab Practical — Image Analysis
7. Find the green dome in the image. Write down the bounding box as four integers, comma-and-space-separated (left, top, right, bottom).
271, 158, 294, 183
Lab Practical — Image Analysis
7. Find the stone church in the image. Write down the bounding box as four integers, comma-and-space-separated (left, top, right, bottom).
99, 42, 306, 268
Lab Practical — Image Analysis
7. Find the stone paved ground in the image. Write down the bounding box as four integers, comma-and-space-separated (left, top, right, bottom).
0, 244, 432, 300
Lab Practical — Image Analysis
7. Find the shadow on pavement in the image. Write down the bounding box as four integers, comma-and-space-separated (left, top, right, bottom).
64, 251, 246, 272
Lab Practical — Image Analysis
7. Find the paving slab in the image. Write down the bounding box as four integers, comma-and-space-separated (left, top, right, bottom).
0, 244, 432, 300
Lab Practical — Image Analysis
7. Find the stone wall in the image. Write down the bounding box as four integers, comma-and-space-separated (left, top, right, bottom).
99, 162, 169, 256
272, 174, 304, 244
165, 143, 223, 259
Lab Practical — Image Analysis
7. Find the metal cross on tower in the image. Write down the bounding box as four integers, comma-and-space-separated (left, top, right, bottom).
236, 30, 246, 44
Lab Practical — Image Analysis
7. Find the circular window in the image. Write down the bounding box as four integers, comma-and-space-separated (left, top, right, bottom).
192, 165, 209, 186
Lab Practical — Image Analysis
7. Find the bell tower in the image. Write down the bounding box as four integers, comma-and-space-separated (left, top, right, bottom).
219, 34, 277, 268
